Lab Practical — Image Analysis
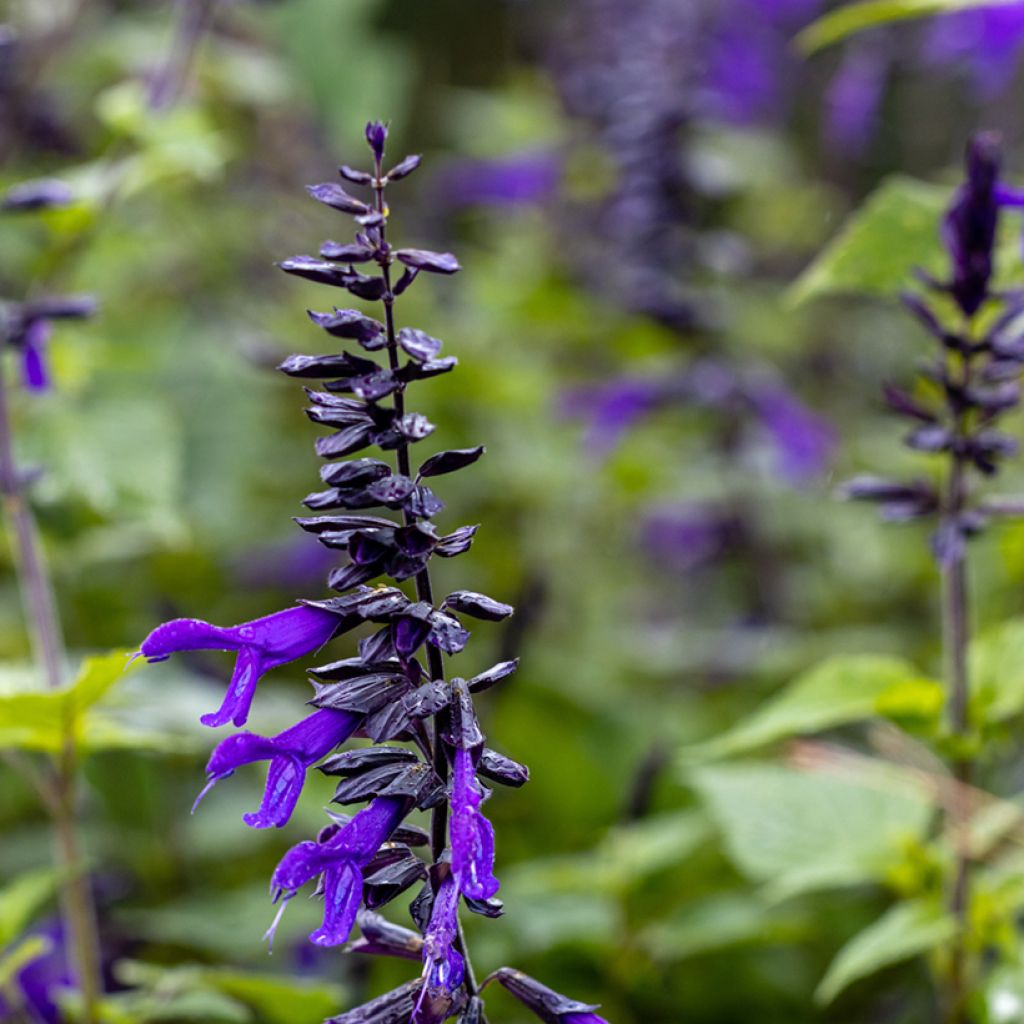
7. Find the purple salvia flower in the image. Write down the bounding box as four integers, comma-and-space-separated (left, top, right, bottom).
450, 747, 499, 900
923, 3, 1024, 99
1, 178, 75, 211
140, 604, 341, 727
197, 707, 362, 827
21, 318, 51, 392
412, 872, 465, 1024
268, 795, 407, 947
439, 151, 561, 210
748, 382, 837, 485
823, 42, 890, 158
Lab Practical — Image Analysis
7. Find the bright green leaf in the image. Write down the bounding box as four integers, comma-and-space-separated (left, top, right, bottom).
0, 650, 135, 753
971, 619, 1024, 725
815, 900, 955, 1005
0, 935, 52, 991
690, 762, 934, 902
684, 654, 932, 761
640, 894, 807, 962
0, 868, 59, 947
796, 0, 1024, 55
787, 176, 948, 307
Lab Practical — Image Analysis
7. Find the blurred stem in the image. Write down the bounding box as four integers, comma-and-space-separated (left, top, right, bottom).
372, 155, 480, 999
147, 0, 217, 110
0, 355, 102, 1023
942, 340, 973, 1024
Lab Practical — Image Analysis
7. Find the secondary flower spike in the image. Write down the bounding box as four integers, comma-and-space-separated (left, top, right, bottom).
140, 604, 342, 727
198, 708, 362, 828
269, 795, 407, 947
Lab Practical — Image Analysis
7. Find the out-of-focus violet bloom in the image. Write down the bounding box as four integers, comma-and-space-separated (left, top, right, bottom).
924, 3, 1024, 99
441, 151, 561, 210
1, 178, 75, 211
197, 708, 362, 828
412, 873, 465, 1023
450, 747, 499, 900
140, 604, 341, 728
643, 505, 735, 573
825, 42, 891, 157
0, 920, 73, 1024
749, 383, 837, 485
268, 795, 406, 947
21, 317, 51, 392
561, 377, 668, 456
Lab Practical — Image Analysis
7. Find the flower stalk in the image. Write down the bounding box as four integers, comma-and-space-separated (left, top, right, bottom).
140, 121, 608, 1023
845, 133, 1024, 1024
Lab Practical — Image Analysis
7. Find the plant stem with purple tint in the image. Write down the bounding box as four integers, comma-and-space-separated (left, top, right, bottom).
370, 141, 480, 1001
0, 345, 102, 1024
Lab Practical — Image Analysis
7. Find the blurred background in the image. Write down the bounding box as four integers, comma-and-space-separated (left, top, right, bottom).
5, 1, 1024, 1022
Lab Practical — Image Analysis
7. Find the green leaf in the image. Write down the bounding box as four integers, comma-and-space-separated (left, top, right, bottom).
787, 176, 948, 307
970, 619, 1024, 725
796, 0, 1023, 55
640, 894, 807, 962
504, 810, 711, 896
0, 650, 136, 753
0, 934, 52, 991
684, 654, 935, 761
690, 762, 934, 902
0, 868, 59, 947
111, 961, 344, 1024
815, 900, 956, 1005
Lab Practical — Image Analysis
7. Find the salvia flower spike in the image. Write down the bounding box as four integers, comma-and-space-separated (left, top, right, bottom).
844, 132, 1024, 1017
141, 123, 608, 1021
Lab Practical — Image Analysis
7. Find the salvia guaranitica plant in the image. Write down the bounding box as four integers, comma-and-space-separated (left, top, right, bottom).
139, 122, 610, 1024
844, 133, 1024, 1023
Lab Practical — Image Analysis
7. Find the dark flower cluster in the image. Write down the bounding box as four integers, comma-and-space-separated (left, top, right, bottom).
140, 123, 609, 1024
1, 179, 96, 394
844, 133, 1024, 562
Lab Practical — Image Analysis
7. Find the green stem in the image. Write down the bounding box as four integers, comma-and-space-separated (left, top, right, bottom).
942, 341, 974, 1024
0, 355, 103, 1023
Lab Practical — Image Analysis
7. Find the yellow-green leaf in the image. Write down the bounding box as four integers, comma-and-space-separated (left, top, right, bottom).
815, 900, 956, 1005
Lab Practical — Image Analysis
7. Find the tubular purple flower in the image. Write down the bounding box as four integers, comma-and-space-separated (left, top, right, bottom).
198, 708, 362, 828
450, 747, 498, 900
416, 874, 464, 1017
140, 604, 341, 727
269, 795, 407, 947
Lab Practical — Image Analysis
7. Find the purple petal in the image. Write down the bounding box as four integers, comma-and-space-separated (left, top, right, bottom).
206, 731, 280, 778
272, 839, 330, 895
243, 756, 305, 829
21, 320, 51, 393
421, 874, 464, 1000
749, 384, 836, 485
450, 749, 499, 900
310, 863, 364, 946
200, 647, 263, 728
